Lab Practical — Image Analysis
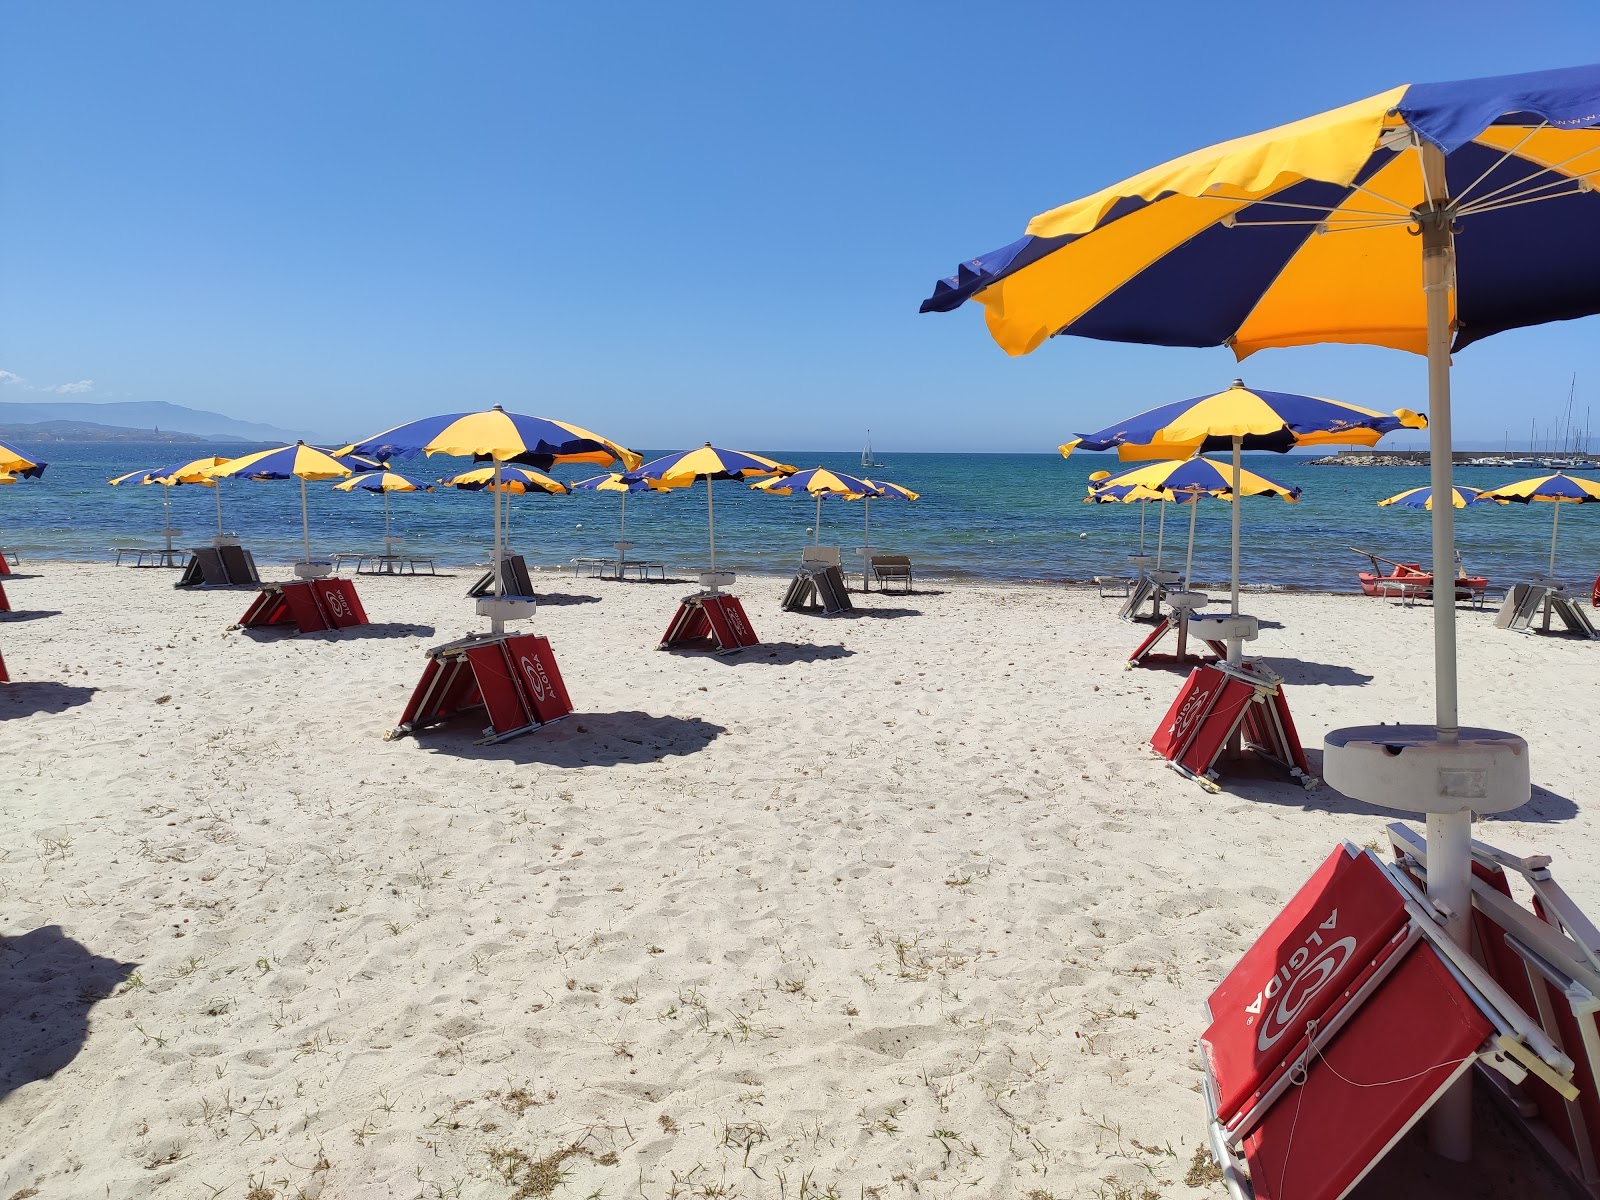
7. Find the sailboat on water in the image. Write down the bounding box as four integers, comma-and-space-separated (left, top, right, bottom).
861, 430, 885, 470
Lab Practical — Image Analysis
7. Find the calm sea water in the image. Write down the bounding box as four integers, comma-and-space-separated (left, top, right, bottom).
6, 442, 1600, 593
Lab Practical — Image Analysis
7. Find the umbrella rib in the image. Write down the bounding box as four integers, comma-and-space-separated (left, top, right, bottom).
1204, 196, 1405, 221
1451, 121, 1549, 206
1453, 153, 1599, 214
1459, 182, 1596, 218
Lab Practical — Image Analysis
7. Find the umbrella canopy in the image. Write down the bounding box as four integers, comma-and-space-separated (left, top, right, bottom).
862, 479, 919, 502
341, 406, 641, 471
110, 456, 231, 547
334, 470, 423, 493
1377, 484, 1497, 510
441, 465, 568, 494
1476, 471, 1600, 577
752, 466, 879, 544
1060, 381, 1423, 462
1088, 455, 1302, 502
205, 442, 354, 564
633, 444, 795, 573
919, 64, 1600, 1094
0, 442, 47, 479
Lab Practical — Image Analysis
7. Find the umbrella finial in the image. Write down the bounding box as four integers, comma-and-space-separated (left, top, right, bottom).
1230, 378, 1246, 389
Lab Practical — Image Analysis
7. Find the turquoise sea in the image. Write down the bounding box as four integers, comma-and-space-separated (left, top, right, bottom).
6, 441, 1600, 593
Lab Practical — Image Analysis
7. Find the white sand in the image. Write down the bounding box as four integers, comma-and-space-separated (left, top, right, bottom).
1, 561, 1595, 1199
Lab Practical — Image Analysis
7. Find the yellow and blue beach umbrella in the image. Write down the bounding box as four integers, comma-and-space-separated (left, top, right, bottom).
110, 455, 231, 549
752, 466, 877, 544
441, 465, 569, 550
1377, 485, 1497, 511
1089, 457, 1300, 594
342, 406, 640, 472
0, 441, 47, 479
1476, 472, 1600, 578
342, 407, 638, 601
1059, 381, 1423, 463
571, 472, 681, 552
205, 442, 354, 566
441, 465, 568, 495
633, 444, 796, 572
334, 469, 429, 547
845, 477, 919, 586
1060, 384, 1374, 616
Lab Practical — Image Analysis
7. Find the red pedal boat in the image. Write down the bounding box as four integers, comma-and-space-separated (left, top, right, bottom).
1352, 548, 1489, 601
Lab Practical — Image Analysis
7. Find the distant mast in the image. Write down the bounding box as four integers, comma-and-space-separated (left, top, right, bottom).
861, 430, 884, 470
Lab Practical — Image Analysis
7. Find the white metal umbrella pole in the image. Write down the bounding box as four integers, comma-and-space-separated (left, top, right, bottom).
707, 477, 716, 572
214, 484, 224, 538
814, 492, 823, 543
384, 490, 392, 544
863, 497, 871, 590
1183, 491, 1201, 591
489, 459, 506, 634
299, 475, 312, 564
1548, 501, 1561, 578
1230, 436, 1242, 617
1139, 498, 1147, 553
1155, 498, 1167, 569
162, 487, 175, 554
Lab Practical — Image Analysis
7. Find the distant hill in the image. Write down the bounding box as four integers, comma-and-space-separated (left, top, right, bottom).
0, 400, 319, 443
0, 419, 237, 445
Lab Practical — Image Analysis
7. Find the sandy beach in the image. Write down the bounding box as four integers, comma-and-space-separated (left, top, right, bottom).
2, 561, 1596, 1199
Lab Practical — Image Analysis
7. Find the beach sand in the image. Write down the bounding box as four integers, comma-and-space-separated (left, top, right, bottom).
1, 561, 1595, 1199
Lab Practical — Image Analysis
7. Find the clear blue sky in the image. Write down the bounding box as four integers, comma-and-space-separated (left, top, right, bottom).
4, 3, 1600, 451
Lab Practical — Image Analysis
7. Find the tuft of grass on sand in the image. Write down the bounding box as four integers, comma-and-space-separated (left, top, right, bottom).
486, 1143, 617, 1200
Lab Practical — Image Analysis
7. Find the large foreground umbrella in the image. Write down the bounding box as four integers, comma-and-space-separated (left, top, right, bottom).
922, 63, 1600, 1153
1476, 471, 1600, 577
204, 443, 354, 565
334, 469, 427, 548
633, 445, 795, 572
343, 407, 639, 611
1062, 382, 1414, 618
751, 466, 878, 543
0, 442, 47, 479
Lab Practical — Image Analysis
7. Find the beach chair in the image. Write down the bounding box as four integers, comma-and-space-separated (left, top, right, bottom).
870, 554, 913, 593
466, 554, 536, 598
783, 547, 853, 616
176, 545, 261, 588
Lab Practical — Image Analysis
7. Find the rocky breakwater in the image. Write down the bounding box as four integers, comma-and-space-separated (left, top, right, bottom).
1306, 453, 1422, 466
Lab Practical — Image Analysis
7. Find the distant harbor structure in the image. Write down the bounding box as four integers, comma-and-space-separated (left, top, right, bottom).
1310, 450, 1600, 468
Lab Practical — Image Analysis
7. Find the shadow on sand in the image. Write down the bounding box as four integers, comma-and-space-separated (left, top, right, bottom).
1, 927, 137, 1102
703, 642, 855, 666
240, 623, 435, 642
416, 711, 725, 766
1254, 657, 1375, 687
534, 593, 604, 607
0, 610, 63, 622
849, 607, 922, 620
0, 683, 98, 718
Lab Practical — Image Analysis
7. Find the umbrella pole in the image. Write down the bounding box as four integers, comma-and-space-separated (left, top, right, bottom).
1230, 437, 1242, 617
863, 498, 871, 591
815, 493, 822, 544
1422, 186, 1472, 1163
1549, 501, 1560, 579
491, 459, 506, 634
384, 489, 392, 547
163, 487, 174, 554
299, 475, 311, 564
707, 477, 716, 577
1183, 492, 1200, 591
619, 490, 628, 565
1139, 499, 1147, 554
214, 483, 223, 539
1155, 499, 1166, 569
